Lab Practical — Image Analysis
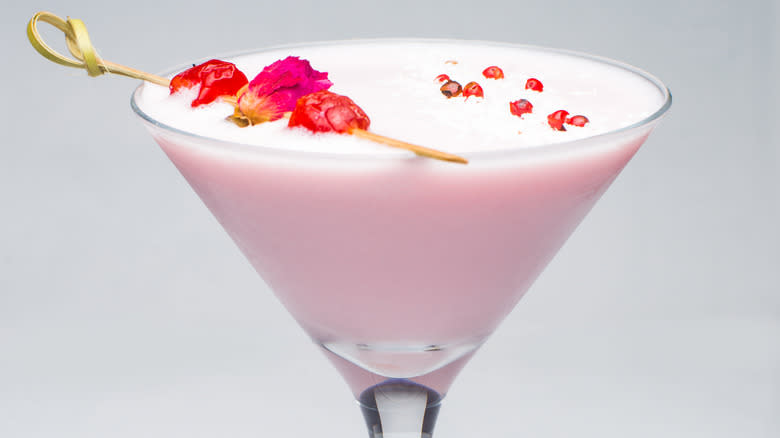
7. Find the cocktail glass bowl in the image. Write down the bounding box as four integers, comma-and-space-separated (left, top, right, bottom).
132, 39, 671, 438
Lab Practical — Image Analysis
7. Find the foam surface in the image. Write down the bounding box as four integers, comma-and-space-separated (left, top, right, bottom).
136, 41, 665, 154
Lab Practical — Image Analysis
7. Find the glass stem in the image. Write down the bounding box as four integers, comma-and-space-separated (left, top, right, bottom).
358, 380, 443, 438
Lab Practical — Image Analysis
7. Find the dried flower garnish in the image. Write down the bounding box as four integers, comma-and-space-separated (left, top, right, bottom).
230, 56, 332, 126
435, 74, 450, 83
462, 81, 484, 99
509, 99, 533, 117
169, 59, 248, 107
445, 60, 458, 65
525, 78, 544, 92
566, 115, 589, 127
440, 80, 462, 98
482, 66, 504, 79
288, 90, 370, 134
25, 12, 470, 164
547, 110, 570, 131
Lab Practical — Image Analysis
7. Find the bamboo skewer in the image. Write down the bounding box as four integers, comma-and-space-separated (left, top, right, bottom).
27, 11, 170, 86
349, 129, 468, 164
27, 11, 469, 165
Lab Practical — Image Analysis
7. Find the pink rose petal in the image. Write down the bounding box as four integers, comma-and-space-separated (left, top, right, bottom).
237, 56, 332, 124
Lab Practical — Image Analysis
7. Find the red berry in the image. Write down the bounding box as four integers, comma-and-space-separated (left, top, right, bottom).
440, 80, 462, 98
525, 78, 544, 92
509, 99, 533, 117
435, 74, 450, 83
482, 66, 504, 79
170, 59, 249, 107
288, 90, 370, 134
566, 115, 589, 127
547, 110, 570, 131
462, 81, 484, 99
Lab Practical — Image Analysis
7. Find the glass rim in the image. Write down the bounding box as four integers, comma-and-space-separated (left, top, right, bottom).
130, 38, 672, 161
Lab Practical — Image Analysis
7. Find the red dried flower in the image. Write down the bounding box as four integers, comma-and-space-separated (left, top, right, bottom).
237, 56, 332, 125
169, 59, 248, 107
288, 90, 370, 134
435, 74, 450, 83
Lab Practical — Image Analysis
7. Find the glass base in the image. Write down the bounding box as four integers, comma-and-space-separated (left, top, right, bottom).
359, 380, 443, 438
322, 339, 482, 379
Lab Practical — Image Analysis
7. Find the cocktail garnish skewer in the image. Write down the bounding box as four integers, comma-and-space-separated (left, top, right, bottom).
27, 11, 170, 86
26, 11, 468, 165
349, 129, 468, 164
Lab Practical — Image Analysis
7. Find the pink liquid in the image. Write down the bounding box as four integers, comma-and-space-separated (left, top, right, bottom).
146, 126, 652, 391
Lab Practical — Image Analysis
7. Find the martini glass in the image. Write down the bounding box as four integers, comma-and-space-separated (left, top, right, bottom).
131, 39, 671, 438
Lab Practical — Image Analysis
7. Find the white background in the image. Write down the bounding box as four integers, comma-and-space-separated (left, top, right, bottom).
1, 0, 778, 437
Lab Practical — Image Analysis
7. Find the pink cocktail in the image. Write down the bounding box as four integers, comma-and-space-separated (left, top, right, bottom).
132, 40, 671, 438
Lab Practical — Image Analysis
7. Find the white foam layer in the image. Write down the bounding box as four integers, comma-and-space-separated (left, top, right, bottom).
136, 41, 665, 154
